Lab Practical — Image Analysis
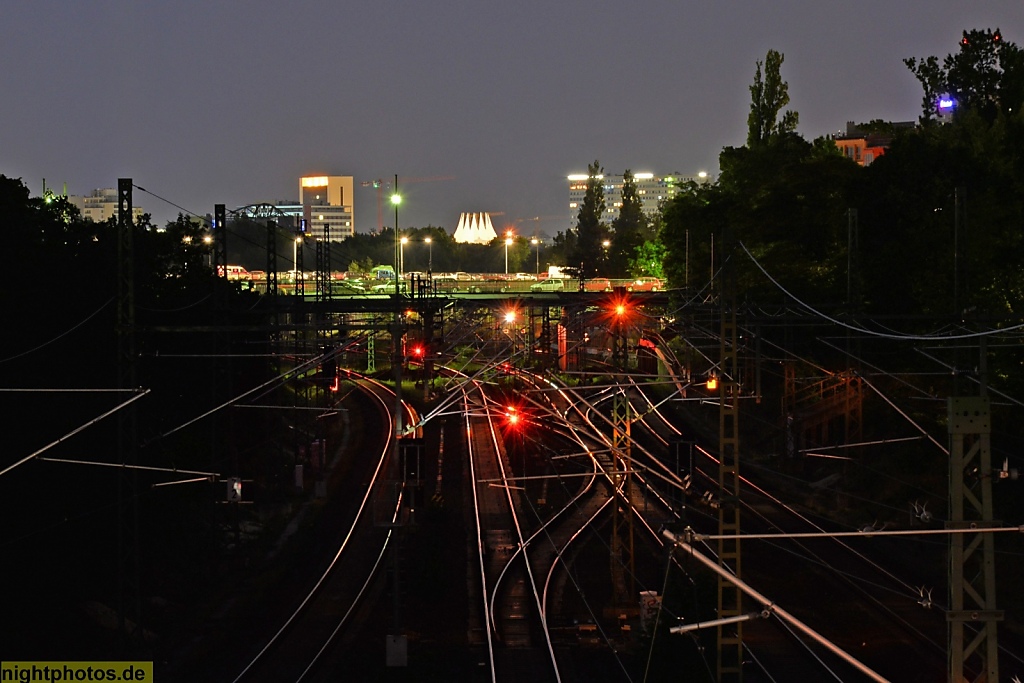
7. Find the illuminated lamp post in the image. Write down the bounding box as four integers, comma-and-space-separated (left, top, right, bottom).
400, 236, 408, 279
504, 230, 513, 275
424, 236, 432, 274
391, 182, 401, 283
503, 309, 518, 368
293, 236, 303, 282
531, 237, 540, 277
389, 175, 403, 430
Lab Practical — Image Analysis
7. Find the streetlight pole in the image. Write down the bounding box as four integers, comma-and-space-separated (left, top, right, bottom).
387, 174, 406, 659
389, 176, 402, 436
504, 231, 513, 275
424, 236, 432, 274
391, 177, 401, 284
531, 237, 540, 277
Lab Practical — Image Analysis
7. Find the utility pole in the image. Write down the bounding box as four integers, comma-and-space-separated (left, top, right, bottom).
610, 292, 635, 610
387, 174, 407, 667
947, 390, 1001, 681
116, 179, 142, 650
717, 227, 743, 682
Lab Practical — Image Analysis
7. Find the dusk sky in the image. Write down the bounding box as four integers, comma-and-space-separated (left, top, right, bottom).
3, 1, 1022, 236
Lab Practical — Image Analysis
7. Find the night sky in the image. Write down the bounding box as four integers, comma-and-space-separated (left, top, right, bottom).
3, 1, 1021, 235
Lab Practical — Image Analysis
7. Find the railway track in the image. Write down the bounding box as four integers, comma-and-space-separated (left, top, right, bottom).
229, 377, 411, 683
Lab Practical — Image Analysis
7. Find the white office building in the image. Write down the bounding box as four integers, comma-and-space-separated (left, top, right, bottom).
567, 172, 708, 227
69, 188, 145, 223
270, 176, 355, 242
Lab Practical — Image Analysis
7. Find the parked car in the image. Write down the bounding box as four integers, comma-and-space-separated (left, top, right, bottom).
514, 272, 537, 281
530, 279, 565, 292
628, 277, 663, 292
584, 277, 612, 292
334, 279, 365, 294
371, 280, 409, 294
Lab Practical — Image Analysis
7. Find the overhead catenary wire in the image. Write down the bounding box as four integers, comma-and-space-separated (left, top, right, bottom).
663, 528, 892, 683
0, 389, 151, 478
144, 350, 331, 444
739, 241, 1024, 340
0, 298, 113, 364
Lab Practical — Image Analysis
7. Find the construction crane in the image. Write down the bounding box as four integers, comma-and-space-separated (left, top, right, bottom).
515, 215, 563, 237
360, 176, 455, 232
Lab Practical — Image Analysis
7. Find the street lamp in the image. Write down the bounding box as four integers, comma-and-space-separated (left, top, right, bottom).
504, 231, 513, 275
293, 236, 303, 282
424, 236, 432, 274
203, 234, 213, 270
389, 175, 403, 441
391, 184, 401, 283
531, 237, 540, 277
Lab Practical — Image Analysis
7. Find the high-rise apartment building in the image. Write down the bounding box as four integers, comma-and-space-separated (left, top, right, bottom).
567, 172, 708, 227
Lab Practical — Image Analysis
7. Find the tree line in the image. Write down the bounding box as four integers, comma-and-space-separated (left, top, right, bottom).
657, 30, 1024, 322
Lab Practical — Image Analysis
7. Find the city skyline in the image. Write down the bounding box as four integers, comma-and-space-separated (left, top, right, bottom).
3, 1, 1021, 235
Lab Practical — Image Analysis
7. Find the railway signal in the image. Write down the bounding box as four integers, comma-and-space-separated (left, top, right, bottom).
226, 477, 242, 502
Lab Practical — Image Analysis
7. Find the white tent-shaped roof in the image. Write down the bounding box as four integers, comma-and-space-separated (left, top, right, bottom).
452, 212, 498, 244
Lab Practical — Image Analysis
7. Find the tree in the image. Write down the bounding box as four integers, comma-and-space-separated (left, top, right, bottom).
905, 28, 1023, 124
888, 29, 1024, 317
661, 48, 858, 305
569, 160, 607, 278
609, 170, 648, 278
747, 49, 799, 147
629, 239, 665, 280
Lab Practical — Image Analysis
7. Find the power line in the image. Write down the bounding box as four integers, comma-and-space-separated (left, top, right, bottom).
0, 390, 150, 478
677, 525, 1024, 542
132, 183, 211, 226
739, 241, 1024, 340
0, 298, 113, 364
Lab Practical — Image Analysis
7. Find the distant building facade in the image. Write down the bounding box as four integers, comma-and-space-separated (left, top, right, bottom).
263, 176, 355, 242
567, 172, 708, 227
833, 121, 915, 166
69, 188, 145, 223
